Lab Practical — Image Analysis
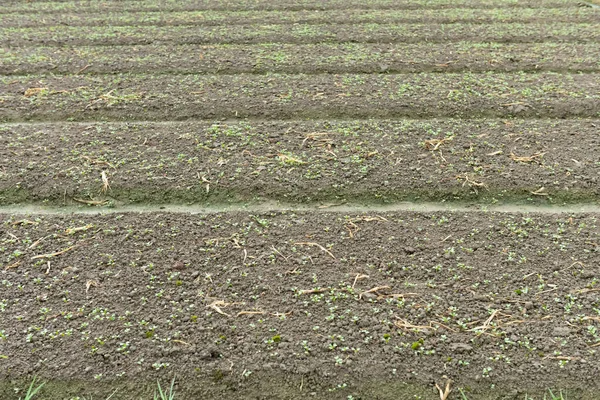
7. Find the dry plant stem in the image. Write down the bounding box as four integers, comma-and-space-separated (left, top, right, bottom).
359, 285, 391, 299
352, 273, 369, 288
4, 261, 20, 271
424, 135, 454, 151
31, 245, 78, 260
294, 242, 336, 259
237, 311, 265, 317
101, 170, 110, 193
298, 288, 328, 295
73, 198, 109, 206
510, 151, 546, 163
435, 379, 452, 400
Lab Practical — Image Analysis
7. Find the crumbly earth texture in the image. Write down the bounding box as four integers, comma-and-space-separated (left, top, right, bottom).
2, 0, 600, 398
1, 211, 600, 399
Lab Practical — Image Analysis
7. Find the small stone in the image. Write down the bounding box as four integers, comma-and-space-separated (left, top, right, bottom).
361, 292, 377, 300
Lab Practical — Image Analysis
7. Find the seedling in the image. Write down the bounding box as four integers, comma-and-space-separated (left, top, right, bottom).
19, 376, 45, 400
154, 378, 176, 400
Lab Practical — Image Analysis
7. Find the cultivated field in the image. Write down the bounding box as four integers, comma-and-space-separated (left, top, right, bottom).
1, 1, 599, 399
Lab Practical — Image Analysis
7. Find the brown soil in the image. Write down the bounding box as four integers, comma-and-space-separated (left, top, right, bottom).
2, 0, 599, 398
3, 43, 599, 76
2, 8, 598, 28
1, 73, 599, 122
1, 210, 600, 399
0, 119, 599, 206
0, 0, 584, 14
3, 23, 598, 46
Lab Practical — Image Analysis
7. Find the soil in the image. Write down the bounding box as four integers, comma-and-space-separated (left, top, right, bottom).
1, 210, 600, 399
3, 23, 599, 46
1, 73, 599, 122
1, 119, 599, 206
2, 8, 598, 28
1, 0, 599, 398
3, 43, 599, 76
0, 0, 584, 14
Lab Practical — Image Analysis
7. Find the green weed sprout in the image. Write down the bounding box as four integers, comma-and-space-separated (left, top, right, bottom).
154, 378, 176, 400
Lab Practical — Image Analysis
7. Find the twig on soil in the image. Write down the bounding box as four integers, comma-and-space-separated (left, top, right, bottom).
574, 288, 600, 294
31, 245, 78, 260
430, 321, 457, 332
457, 173, 488, 194
76, 64, 91, 74
394, 317, 432, 332
359, 286, 391, 299
85, 280, 98, 294
424, 136, 454, 151
298, 288, 328, 295
272, 311, 293, 318
65, 225, 94, 235
237, 311, 265, 317
7, 232, 19, 241
206, 300, 243, 317
172, 339, 190, 346
435, 378, 452, 400
294, 242, 335, 259
510, 152, 545, 163
82, 156, 115, 169
530, 187, 549, 196
12, 219, 37, 226
379, 292, 418, 300
28, 236, 47, 249
345, 216, 388, 238
101, 171, 110, 193
73, 197, 109, 206
352, 273, 369, 288
4, 261, 20, 271
468, 310, 499, 333
271, 245, 290, 261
